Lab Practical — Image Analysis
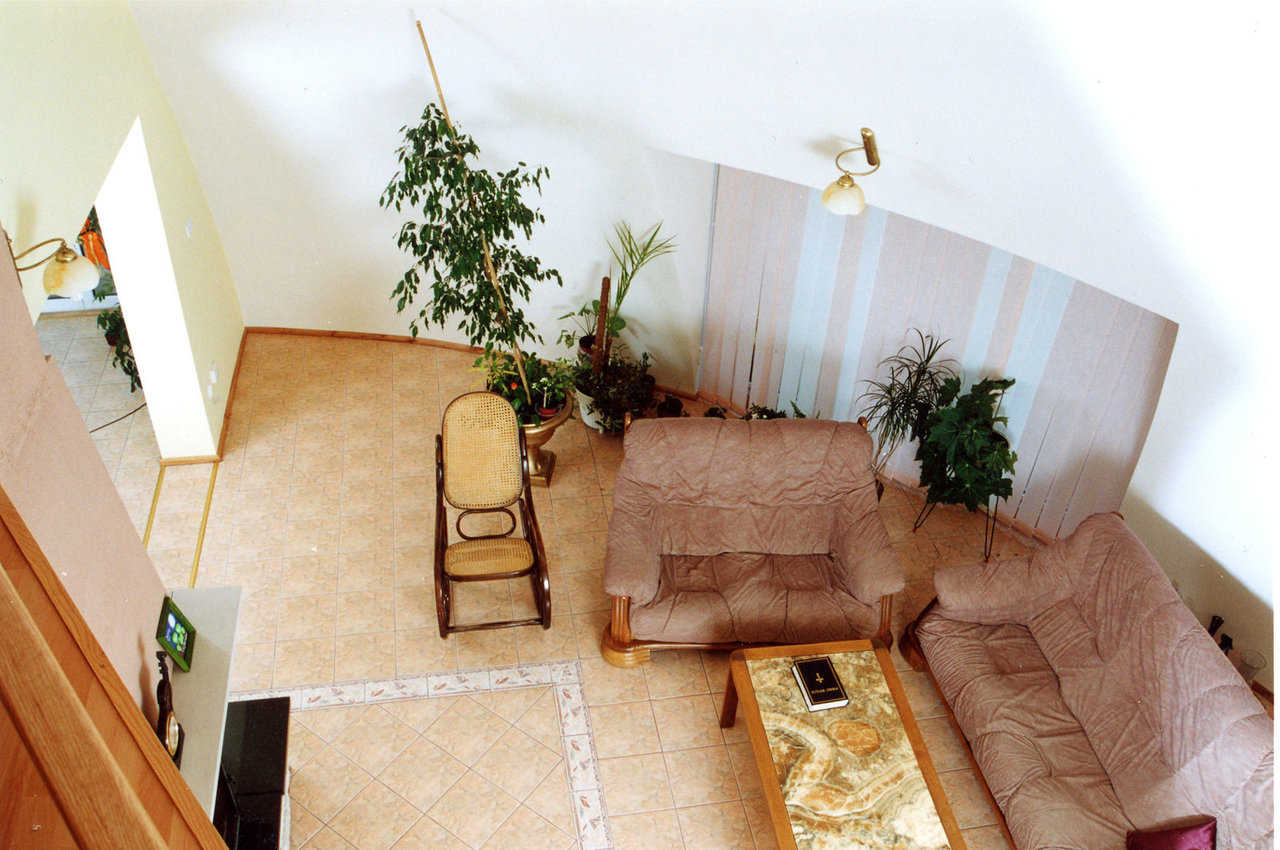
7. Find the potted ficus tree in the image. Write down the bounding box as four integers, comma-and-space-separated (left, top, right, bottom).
914, 376, 1018, 560
380, 102, 571, 480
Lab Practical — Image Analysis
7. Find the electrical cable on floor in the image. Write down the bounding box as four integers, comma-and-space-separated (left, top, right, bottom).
89, 402, 147, 434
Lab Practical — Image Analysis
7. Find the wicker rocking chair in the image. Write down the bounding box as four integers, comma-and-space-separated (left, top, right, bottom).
434, 392, 551, 637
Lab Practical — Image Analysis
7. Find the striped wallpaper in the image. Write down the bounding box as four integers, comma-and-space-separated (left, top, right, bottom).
698, 166, 1177, 539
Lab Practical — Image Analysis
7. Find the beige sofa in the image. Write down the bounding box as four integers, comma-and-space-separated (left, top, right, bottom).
904, 513, 1274, 849
601, 417, 903, 666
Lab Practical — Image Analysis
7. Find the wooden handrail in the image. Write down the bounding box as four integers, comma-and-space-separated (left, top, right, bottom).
0, 483, 227, 848
0, 564, 167, 849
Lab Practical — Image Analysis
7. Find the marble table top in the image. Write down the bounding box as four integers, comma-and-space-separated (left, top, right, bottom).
745, 649, 951, 849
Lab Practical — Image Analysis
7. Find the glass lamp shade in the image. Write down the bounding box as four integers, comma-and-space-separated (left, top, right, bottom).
821, 175, 866, 215
43, 247, 100, 297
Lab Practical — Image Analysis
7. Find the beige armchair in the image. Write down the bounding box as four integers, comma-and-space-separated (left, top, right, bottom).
600, 417, 903, 666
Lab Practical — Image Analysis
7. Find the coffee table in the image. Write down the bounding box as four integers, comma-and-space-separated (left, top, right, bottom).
720, 639, 965, 849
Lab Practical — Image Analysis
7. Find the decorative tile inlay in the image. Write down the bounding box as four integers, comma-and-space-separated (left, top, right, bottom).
233, 659, 614, 848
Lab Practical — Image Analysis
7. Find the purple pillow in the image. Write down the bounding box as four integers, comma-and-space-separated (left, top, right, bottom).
1125, 817, 1216, 850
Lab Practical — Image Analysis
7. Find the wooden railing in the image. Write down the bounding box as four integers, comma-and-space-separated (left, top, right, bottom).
0, 484, 226, 849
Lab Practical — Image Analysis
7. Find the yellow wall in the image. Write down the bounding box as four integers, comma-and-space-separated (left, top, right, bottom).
0, 1, 243, 453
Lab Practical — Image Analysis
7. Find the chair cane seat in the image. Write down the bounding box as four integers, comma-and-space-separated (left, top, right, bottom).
443, 537, 534, 578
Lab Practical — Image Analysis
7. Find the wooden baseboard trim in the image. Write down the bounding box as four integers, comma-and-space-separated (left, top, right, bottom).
158, 456, 218, 467
187, 462, 219, 589
215, 327, 249, 460
141, 464, 165, 549
653, 383, 698, 401
243, 328, 706, 403
244, 325, 482, 354
693, 389, 740, 414
38, 308, 103, 318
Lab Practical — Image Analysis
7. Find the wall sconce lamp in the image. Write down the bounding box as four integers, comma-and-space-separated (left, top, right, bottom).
822, 128, 880, 215
10, 236, 100, 297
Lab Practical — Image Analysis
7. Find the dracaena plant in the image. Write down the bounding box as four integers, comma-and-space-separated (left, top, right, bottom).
857, 329, 959, 473
380, 102, 562, 403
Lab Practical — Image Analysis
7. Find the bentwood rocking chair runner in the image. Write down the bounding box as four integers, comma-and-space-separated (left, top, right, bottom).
434, 392, 551, 637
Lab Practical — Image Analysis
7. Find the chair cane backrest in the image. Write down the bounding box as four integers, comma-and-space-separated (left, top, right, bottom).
440, 391, 524, 510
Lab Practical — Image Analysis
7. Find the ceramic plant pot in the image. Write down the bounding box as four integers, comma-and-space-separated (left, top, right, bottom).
576, 389, 604, 433
522, 390, 574, 485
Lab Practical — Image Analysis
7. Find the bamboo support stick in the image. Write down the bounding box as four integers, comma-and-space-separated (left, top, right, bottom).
415, 19, 533, 404
593, 276, 611, 374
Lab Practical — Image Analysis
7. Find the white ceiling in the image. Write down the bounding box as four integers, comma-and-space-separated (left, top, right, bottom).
129, 0, 1274, 326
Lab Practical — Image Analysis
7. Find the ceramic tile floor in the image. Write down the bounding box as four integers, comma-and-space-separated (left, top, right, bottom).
285, 686, 578, 850
44, 324, 1026, 848
37, 313, 221, 589
203, 332, 1026, 849
36, 312, 160, 537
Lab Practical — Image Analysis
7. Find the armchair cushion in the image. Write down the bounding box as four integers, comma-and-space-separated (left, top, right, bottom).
629, 552, 881, 644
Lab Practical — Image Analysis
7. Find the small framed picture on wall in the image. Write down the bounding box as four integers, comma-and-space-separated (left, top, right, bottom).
156, 596, 197, 672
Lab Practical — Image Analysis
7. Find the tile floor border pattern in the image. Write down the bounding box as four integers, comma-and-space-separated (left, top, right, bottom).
232, 659, 614, 849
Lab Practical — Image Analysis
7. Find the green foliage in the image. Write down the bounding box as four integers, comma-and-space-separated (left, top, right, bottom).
91, 268, 115, 302
574, 354, 655, 433
556, 221, 675, 351
556, 299, 627, 349
380, 103, 562, 392
858, 329, 958, 472
702, 401, 811, 420
96, 307, 141, 392
477, 351, 574, 425
607, 220, 676, 317
655, 394, 685, 417
915, 377, 1018, 511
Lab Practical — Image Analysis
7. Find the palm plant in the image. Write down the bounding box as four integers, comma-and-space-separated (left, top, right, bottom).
608, 220, 676, 324
857, 329, 958, 473
559, 221, 676, 352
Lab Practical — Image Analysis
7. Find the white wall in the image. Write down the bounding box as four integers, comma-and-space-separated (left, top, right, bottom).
0, 1, 244, 458
127, 1, 1275, 673
98, 121, 216, 458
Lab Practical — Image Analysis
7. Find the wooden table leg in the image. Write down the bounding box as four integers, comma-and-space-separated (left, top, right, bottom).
719, 669, 738, 728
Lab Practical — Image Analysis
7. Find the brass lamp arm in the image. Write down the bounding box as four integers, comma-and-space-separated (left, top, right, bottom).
13, 237, 72, 272
834, 128, 882, 178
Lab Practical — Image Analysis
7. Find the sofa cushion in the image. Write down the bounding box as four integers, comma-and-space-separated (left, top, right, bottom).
629, 553, 879, 643
917, 615, 1133, 849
